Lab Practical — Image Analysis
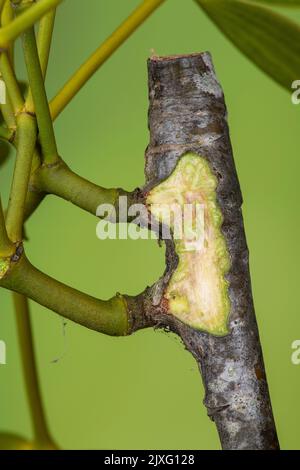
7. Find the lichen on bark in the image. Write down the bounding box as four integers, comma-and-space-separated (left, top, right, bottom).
147, 152, 231, 335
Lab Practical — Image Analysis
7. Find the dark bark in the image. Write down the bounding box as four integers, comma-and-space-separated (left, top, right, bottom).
138, 53, 279, 450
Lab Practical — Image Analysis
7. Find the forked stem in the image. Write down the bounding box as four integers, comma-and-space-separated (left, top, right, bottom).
37, 7, 56, 78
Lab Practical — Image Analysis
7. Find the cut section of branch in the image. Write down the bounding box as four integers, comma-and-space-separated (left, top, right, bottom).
147, 152, 231, 335
50, 0, 166, 120
21, 23, 58, 164
13, 293, 56, 448
6, 112, 36, 242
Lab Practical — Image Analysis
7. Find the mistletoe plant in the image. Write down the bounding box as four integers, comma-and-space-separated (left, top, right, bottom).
0, 0, 299, 451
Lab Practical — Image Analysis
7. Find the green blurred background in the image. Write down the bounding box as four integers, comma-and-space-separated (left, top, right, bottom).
0, 0, 299, 450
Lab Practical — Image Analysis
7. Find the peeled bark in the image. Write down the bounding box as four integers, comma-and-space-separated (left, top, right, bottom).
138, 53, 279, 450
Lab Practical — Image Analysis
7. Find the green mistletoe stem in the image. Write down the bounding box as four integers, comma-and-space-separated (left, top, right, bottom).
0, 0, 62, 47
37, 7, 56, 77
0, 196, 14, 256
21, 23, 58, 164
13, 292, 54, 446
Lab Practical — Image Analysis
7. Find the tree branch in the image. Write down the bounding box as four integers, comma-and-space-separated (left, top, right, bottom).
0, 249, 141, 336
31, 158, 135, 218
36, 6, 55, 78
141, 53, 280, 450
49, 0, 166, 120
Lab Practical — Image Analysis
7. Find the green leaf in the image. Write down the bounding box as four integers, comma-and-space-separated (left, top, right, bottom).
248, 0, 300, 6
196, 0, 300, 90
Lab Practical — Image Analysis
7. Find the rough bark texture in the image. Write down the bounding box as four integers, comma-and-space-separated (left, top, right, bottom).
140, 52, 279, 450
